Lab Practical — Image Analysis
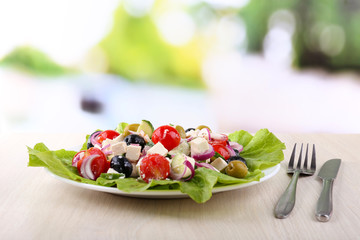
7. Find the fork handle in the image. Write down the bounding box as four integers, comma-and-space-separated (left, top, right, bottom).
274, 171, 300, 219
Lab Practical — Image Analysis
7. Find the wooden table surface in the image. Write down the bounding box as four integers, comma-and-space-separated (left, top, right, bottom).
1, 132, 359, 239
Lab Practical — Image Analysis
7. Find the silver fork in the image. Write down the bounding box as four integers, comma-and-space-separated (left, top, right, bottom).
274, 143, 316, 219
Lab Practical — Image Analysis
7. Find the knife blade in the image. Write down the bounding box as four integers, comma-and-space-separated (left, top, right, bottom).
315, 158, 341, 222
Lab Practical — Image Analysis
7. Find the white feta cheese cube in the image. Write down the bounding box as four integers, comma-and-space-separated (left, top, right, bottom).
147, 142, 168, 156
102, 138, 114, 148
186, 129, 198, 138
211, 157, 228, 172
126, 145, 142, 162
197, 128, 210, 140
190, 137, 209, 154
111, 142, 127, 156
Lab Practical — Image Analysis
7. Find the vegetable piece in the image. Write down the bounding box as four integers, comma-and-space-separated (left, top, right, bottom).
96, 130, 120, 144
72, 150, 85, 167
227, 156, 247, 166
123, 123, 140, 137
168, 141, 190, 156
196, 125, 212, 132
185, 128, 195, 132
170, 154, 195, 179
77, 147, 109, 180
208, 137, 227, 147
212, 144, 231, 160
137, 120, 154, 137
151, 125, 181, 151
225, 160, 248, 178
191, 144, 215, 161
210, 133, 228, 142
115, 122, 128, 134
229, 141, 243, 152
175, 125, 186, 138
124, 134, 146, 151
183, 159, 195, 181
87, 131, 102, 149
195, 162, 219, 172
89, 131, 102, 148
197, 128, 211, 140
110, 156, 133, 177
139, 154, 170, 183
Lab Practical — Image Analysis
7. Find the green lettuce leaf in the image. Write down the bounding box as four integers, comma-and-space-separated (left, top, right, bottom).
229, 129, 286, 171
115, 122, 128, 134
27, 128, 285, 203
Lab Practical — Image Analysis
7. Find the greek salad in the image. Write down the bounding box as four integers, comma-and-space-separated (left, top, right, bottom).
28, 120, 286, 203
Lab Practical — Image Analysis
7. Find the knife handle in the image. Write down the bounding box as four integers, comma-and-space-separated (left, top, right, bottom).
274, 171, 300, 219
316, 179, 334, 222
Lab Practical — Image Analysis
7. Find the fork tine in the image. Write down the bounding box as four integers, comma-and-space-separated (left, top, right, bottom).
310, 144, 316, 171
303, 143, 309, 169
288, 143, 297, 170
296, 144, 303, 170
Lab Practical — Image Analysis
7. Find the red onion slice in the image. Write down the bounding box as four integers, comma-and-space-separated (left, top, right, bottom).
183, 159, 195, 181
226, 146, 236, 157
206, 128, 211, 140
80, 154, 99, 180
195, 162, 219, 172
186, 135, 193, 142
103, 150, 113, 155
101, 144, 111, 151
72, 151, 85, 167
191, 144, 215, 161
90, 131, 102, 147
229, 141, 243, 152
211, 133, 228, 142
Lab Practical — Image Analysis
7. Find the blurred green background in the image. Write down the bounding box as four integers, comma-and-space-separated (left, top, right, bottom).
2, 0, 359, 86
1, 0, 360, 134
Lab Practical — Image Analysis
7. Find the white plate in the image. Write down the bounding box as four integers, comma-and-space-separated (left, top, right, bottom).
45, 164, 280, 199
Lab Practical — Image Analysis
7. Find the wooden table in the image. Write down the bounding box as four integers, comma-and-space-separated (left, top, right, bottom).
1, 132, 359, 239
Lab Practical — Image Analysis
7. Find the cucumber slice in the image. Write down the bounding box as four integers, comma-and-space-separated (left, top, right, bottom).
171, 154, 195, 178
137, 120, 154, 137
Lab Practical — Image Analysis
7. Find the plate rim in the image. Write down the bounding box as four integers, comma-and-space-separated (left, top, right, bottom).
45, 164, 280, 198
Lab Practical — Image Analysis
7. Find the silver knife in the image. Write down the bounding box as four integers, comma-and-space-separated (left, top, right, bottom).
315, 158, 341, 222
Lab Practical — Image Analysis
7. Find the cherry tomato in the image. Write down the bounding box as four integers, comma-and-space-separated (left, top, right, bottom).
208, 134, 228, 146
212, 144, 231, 160
208, 139, 227, 147
77, 147, 110, 180
96, 130, 120, 144
152, 125, 181, 151
139, 154, 170, 183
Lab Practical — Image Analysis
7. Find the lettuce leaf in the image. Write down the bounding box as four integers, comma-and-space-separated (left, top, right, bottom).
115, 122, 128, 134
27, 128, 285, 203
229, 129, 286, 171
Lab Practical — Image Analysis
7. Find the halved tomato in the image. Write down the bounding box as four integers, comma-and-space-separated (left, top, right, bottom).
96, 130, 120, 144
212, 144, 231, 160
76, 147, 109, 180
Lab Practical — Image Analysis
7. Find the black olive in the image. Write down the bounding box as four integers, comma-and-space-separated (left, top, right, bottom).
233, 149, 239, 156
110, 156, 133, 178
185, 128, 195, 132
87, 131, 100, 149
124, 134, 146, 150
227, 156, 247, 166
